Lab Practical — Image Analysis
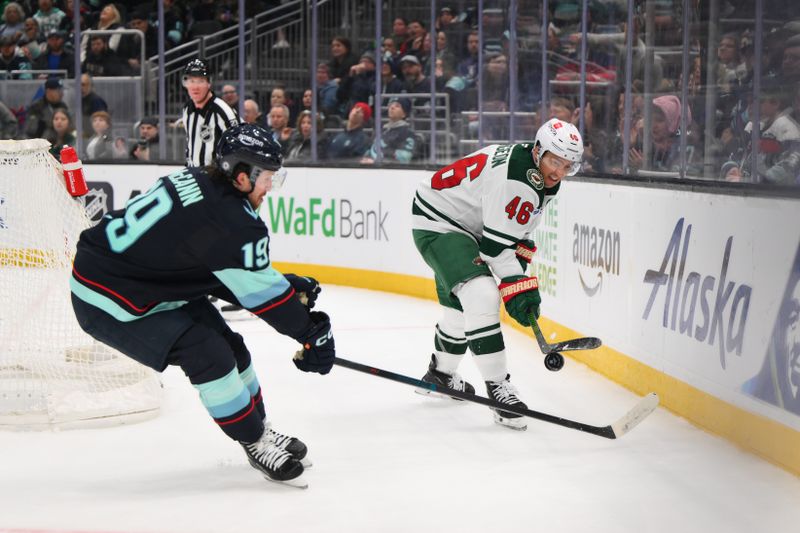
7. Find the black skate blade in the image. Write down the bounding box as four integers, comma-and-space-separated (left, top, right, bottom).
414, 386, 465, 401
493, 412, 528, 431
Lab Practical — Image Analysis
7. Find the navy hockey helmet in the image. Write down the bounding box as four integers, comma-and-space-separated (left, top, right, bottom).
215, 124, 286, 186
183, 58, 210, 84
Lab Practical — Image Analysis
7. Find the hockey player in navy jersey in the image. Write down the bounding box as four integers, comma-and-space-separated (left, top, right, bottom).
70, 124, 333, 488
412, 118, 583, 430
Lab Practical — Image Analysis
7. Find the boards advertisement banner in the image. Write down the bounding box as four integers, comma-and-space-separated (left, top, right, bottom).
86, 164, 800, 433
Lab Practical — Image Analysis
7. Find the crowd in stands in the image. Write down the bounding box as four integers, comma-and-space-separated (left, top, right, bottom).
0, 1, 799, 184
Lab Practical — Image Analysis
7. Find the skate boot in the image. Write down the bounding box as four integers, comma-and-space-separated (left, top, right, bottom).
241, 427, 307, 489
417, 354, 475, 400
485, 374, 527, 431
266, 421, 312, 468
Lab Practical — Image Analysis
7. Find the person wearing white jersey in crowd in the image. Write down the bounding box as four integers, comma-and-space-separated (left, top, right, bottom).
411, 118, 583, 430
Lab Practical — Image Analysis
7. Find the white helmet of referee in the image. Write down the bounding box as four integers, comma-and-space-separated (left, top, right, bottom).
533, 118, 584, 176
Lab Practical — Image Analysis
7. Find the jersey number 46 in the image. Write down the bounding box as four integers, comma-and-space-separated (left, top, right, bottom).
430, 153, 488, 190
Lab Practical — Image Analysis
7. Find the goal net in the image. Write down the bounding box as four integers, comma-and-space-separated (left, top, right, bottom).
0, 139, 162, 429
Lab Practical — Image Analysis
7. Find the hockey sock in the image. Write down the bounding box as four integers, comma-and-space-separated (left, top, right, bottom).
454, 276, 508, 383
194, 367, 263, 443
239, 363, 260, 397
433, 307, 467, 374
472, 352, 509, 384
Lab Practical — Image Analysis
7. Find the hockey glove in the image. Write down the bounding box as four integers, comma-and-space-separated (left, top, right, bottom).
284, 274, 321, 308
499, 276, 541, 327
293, 311, 335, 374
515, 239, 537, 272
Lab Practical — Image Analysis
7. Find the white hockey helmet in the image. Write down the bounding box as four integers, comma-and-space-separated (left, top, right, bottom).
533, 118, 584, 176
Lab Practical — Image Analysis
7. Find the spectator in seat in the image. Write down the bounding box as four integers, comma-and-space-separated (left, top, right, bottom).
80, 73, 108, 139
25, 76, 67, 139
126, 8, 159, 71
33, 29, 74, 77
130, 116, 162, 161
82, 34, 128, 77
162, 0, 187, 49
285, 110, 327, 162
780, 35, 800, 86
0, 99, 19, 139
549, 96, 575, 123
299, 88, 313, 114
362, 97, 416, 164
381, 58, 405, 95
268, 85, 295, 123
716, 33, 744, 96
406, 20, 426, 57
46, 107, 76, 158
337, 50, 377, 118
629, 94, 698, 174
723, 83, 800, 184
33, 0, 65, 42
0, 2, 26, 42
399, 54, 429, 98
0, 34, 32, 79
221, 84, 240, 112
267, 104, 293, 154
327, 102, 371, 163
17, 18, 42, 63
58, 0, 90, 49
327, 35, 357, 84
85, 110, 114, 160
391, 17, 410, 56
315, 63, 339, 117
456, 31, 480, 88
382, 36, 400, 76
80, 3, 124, 63
242, 98, 260, 124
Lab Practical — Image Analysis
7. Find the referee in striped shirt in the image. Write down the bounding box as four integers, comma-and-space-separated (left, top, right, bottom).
181, 59, 239, 167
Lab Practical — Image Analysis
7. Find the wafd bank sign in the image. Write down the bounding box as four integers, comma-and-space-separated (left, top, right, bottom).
261, 166, 432, 278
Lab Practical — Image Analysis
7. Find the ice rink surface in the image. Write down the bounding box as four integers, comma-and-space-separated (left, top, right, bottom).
2, 285, 800, 533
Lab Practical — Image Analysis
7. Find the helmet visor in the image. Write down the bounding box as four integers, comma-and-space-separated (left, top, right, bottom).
272, 167, 287, 189
249, 166, 287, 190
541, 151, 582, 176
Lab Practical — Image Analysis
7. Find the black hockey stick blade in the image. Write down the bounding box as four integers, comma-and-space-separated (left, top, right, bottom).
333, 357, 659, 439
529, 313, 602, 354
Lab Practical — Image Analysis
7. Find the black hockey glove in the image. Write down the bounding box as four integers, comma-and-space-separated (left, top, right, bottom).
284, 274, 321, 308
293, 311, 335, 374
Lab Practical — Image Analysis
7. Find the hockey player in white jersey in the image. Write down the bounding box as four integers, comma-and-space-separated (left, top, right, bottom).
411, 118, 583, 430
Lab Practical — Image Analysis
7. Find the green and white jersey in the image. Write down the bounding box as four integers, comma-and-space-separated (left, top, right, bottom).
412, 143, 559, 279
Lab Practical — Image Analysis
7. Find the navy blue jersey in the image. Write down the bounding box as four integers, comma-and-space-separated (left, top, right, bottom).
71, 167, 292, 323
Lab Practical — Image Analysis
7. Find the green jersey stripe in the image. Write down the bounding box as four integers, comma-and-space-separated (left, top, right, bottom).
414, 193, 477, 238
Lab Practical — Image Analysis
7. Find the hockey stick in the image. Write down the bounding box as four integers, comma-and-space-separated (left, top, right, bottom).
530, 313, 602, 353
528, 314, 603, 371
333, 357, 659, 439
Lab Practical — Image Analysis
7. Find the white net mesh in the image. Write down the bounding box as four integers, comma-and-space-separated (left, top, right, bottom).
0, 139, 162, 429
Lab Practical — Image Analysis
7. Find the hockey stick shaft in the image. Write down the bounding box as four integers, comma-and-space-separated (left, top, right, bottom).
529, 314, 602, 353
333, 357, 658, 439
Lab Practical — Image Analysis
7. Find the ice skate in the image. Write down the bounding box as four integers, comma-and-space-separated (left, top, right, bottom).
241, 428, 307, 489
486, 375, 528, 431
266, 421, 312, 468
416, 354, 475, 400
